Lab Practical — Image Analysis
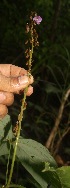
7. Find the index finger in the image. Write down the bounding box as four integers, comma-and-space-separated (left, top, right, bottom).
0, 64, 27, 77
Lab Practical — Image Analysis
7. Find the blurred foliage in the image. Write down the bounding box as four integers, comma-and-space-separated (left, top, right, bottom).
0, 0, 70, 167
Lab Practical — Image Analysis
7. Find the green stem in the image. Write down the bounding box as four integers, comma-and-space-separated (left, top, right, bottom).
5, 125, 21, 188
5, 89, 27, 188
5, 141, 12, 185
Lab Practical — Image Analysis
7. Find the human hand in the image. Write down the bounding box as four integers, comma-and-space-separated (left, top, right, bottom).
0, 64, 33, 118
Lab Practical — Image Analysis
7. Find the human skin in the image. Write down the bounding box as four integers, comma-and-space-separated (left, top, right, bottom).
0, 64, 33, 118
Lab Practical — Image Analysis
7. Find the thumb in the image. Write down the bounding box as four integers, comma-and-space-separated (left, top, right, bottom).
0, 73, 33, 93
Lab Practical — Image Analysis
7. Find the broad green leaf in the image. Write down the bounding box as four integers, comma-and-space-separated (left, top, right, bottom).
56, 166, 70, 188
17, 138, 57, 166
17, 138, 57, 188
0, 115, 13, 141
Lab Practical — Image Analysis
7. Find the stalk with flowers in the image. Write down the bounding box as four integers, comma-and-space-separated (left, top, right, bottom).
4, 12, 42, 188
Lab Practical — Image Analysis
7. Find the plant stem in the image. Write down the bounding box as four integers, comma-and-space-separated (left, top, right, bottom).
5, 89, 27, 188
45, 89, 70, 151
5, 141, 12, 185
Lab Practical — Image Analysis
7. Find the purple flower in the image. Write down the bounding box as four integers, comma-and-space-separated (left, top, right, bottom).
33, 16, 42, 25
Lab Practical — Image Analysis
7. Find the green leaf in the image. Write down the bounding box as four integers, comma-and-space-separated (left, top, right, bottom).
56, 166, 70, 188
17, 138, 57, 188
0, 141, 9, 156
17, 138, 57, 166
44, 170, 61, 188
0, 115, 13, 141
41, 162, 61, 188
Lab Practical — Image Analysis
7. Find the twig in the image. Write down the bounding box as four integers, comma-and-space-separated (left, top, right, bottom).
45, 89, 70, 150
54, 127, 70, 156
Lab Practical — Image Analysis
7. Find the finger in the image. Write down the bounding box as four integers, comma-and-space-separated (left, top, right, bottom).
25, 85, 33, 96
0, 104, 8, 119
0, 73, 33, 94
0, 92, 14, 106
0, 64, 27, 77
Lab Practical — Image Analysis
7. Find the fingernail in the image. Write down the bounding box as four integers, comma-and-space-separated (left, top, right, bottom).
0, 93, 6, 103
18, 76, 29, 85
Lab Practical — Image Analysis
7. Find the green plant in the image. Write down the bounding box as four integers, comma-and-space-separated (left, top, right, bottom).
0, 115, 70, 188
0, 3, 70, 187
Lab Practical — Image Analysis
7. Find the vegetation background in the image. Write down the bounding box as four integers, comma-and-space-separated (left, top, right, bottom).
0, 0, 70, 187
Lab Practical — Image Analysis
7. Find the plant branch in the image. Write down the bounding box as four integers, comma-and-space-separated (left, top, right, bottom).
45, 89, 70, 150
54, 127, 70, 156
